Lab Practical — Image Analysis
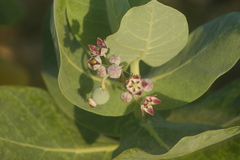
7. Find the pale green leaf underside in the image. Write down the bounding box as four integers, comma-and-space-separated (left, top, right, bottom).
105, 0, 130, 33
114, 126, 240, 160
148, 12, 240, 110
53, 0, 137, 116
167, 79, 240, 127
106, 0, 188, 67
0, 86, 118, 159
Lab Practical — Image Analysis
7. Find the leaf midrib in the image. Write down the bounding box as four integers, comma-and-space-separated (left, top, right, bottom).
0, 137, 118, 153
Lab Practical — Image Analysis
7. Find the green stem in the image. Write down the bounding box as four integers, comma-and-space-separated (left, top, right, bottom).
130, 59, 140, 75
101, 75, 109, 90
141, 119, 171, 151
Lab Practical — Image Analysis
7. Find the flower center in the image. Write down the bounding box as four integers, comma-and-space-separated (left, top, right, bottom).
91, 59, 97, 64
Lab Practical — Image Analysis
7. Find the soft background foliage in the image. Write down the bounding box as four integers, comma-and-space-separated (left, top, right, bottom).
0, 0, 240, 159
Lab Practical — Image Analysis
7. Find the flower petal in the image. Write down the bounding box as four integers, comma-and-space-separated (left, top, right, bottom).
120, 92, 132, 102
87, 56, 102, 70
88, 45, 99, 55
142, 79, 153, 92
141, 104, 154, 116
107, 64, 122, 78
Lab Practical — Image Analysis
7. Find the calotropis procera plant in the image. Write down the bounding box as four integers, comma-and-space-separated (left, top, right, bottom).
86, 37, 161, 115
2, 0, 240, 160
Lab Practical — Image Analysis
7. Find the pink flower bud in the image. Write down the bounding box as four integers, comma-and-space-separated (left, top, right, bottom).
97, 38, 108, 48
121, 92, 132, 102
87, 56, 102, 70
97, 38, 108, 56
109, 54, 121, 65
88, 45, 99, 55
107, 64, 122, 78
142, 79, 153, 92
97, 66, 107, 77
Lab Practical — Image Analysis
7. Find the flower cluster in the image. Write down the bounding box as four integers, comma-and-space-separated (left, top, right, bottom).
86, 38, 122, 107
86, 38, 161, 116
120, 75, 161, 115
87, 38, 122, 78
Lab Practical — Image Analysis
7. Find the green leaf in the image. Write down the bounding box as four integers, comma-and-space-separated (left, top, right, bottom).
45, 6, 133, 135
0, 86, 118, 159
128, 0, 151, 7
65, 0, 113, 48
105, 0, 130, 33
149, 12, 240, 110
167, 79, 240, 127
106, 0, 188, 67
112, 115, 221, 158
173, 136, 240, 160
52, 0, 139, 116
114, 124, 240, 160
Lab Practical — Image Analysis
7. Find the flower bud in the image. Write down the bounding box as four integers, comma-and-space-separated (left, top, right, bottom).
97, 66, 107, 77
109, 54, 121, 65
120, 92, 132, 102
107, 64, 122, 79
86, 98, 97, 108
92, 87, 110, 105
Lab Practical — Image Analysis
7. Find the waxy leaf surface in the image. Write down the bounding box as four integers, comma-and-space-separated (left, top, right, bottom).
113, 116, 221, 157
149, 12, 240, 110
167, 79, 240, 126
106, 0, 188, 67
52, 0, 137, 116
43, 16, 133, 137
114, 125, 240, 160
0, 86, 118, 159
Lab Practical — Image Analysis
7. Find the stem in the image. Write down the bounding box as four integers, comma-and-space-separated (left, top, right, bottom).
130, 59, 140, 75
101, 75, 109, 90
141, 119, 171, 151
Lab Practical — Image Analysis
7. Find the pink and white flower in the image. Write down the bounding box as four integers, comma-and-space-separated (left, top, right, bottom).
109, 54, 121, 65
120, 92, 132, 102
107, 64, 122, 78
88, 38, 108, 57
142, 79, 153, 92
125, 75, 143, 97
87, 56, 102, 70
97, 66, 107, 77
141, 95, 161, 116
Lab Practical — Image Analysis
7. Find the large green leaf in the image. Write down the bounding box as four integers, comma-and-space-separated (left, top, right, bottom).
43, 13, 133, 137
114, 125, 240, 160
65, 0, 130, 48
105, 0, 130, 33
167, 79, 240, 127
0, 86, 118, 159
173, 136, 240, 160
106, 0, 188, 67
148, 12, 240, 110
112, 115, 221, 158
52, 0, 136, 116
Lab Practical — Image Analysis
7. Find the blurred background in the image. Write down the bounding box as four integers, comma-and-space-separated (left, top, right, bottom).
0, 0, 239, 89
